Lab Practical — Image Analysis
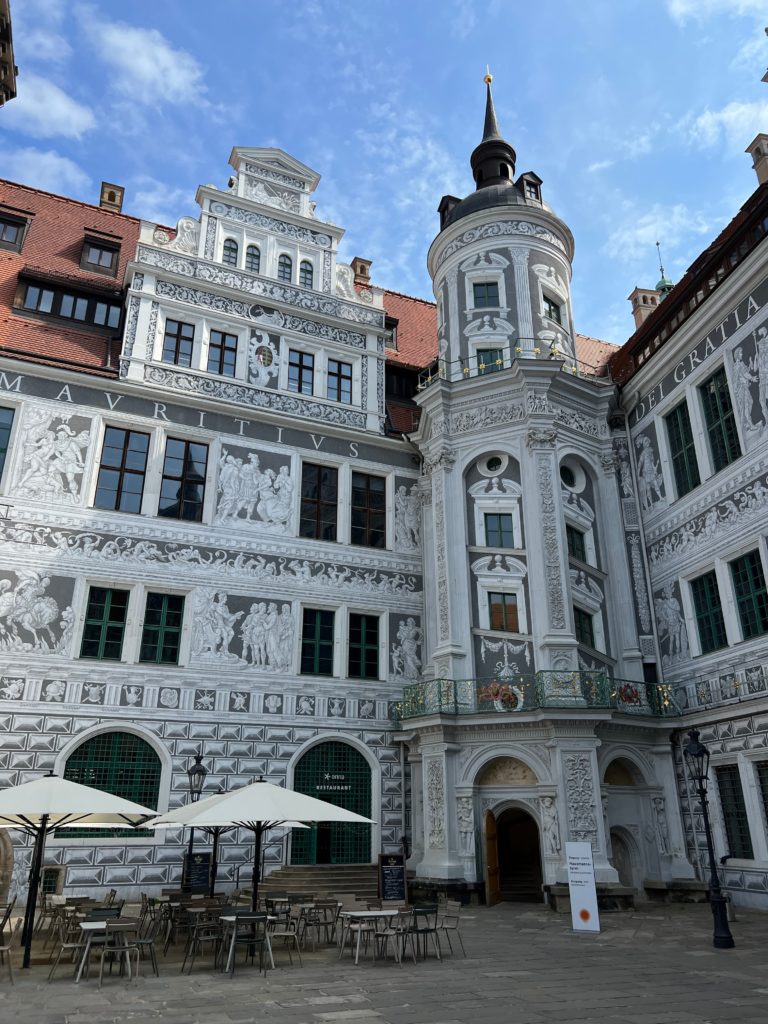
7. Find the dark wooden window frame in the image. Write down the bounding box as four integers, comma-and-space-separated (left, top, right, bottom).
222, 238, 239, 266
730, 550, 768, 641
327, 358, 353, 404
158, 437, 209, 523
80, 237, 120, 276
472, 280, 499, 308
715, 764, 754, 859
700, 366, 741, 473
299, 259, 314, 288
93, 426, 150, 514
0, 406, 15, 483
245, 244, 261, 273
350, 471, 386, 549
299, 462, 338, 541
573, 605, 595, 648
484, 512, 515, 548
690, 570, 728, 654
566, 524, 587, 563
278, 254, 293, 282
19, 280, 122, 331
288, 349, 314, 395
162, 319, 195, 368
489, 591, 520, 633
665, 400, 701, 497
0, 212, 28, 253
543, 294, 563, 325
348, 612, 379, 679
207, 328, 238, 377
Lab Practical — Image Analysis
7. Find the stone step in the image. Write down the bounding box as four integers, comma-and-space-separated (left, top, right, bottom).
260, 863, 379, 897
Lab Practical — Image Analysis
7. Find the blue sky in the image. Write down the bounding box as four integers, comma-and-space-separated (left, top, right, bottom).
1, 0, 767, 345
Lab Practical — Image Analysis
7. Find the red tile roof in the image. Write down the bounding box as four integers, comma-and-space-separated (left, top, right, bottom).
0, 179, 141, 375
573, 333, 618, 375
382, 289, 438, 369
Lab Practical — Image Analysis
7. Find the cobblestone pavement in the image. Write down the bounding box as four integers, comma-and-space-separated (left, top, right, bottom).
2, 903, 767, 1024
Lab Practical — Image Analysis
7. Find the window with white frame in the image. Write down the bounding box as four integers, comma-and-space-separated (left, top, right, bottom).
469, 476, 522, 549
472, 555, 528, 634
461, 251, 509, 313
570, 570, 606, 652
561, 486, 597, 568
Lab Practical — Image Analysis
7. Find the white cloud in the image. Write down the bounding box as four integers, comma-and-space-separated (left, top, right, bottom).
667, 0, 765, 22
603, 201, 713, 265
587, 160, 615, 173
0, 148, 91, 196
685, 98, 768, 148
731, 32, 768, 72
12, 0, 72, 63
129, 179, 192, 228
79, 9, 207, 105
2, 74, 96, 139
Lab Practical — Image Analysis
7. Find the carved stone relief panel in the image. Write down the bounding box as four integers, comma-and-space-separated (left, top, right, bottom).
393, 479, 421, 552
12, 409, 92, 505
389, 614, 423, 682
634, 423, 665, 514
0, 571, 76, 656
477, 757, 537, 786
564, 752, 598, 846
652, 580, 689, 671
190, 588, 295, 672
215, 444, 293, 532
425, 758, 446, 848
535, 451, 566, 629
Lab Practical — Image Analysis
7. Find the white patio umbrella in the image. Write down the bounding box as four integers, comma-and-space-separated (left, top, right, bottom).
0, 773, 156, 968
148, 777, 374, 909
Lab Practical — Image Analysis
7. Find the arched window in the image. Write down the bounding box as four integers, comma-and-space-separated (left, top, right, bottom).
64, 731, 162, 835
245, 244, 261, 273
299, 260, 314, 288
277, 254, 292, 282
222, 238, 238, 266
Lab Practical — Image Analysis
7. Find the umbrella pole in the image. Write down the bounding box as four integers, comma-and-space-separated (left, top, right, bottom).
251, 824, 263, 912
21, 814, 48, 969
209, 829, 220, 899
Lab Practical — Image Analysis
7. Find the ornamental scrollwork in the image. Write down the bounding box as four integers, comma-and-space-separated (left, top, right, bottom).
209, 200, 331, 247
426, 759, 446, 849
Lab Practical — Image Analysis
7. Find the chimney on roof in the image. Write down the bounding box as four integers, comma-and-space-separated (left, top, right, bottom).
746, 134, 768, 186
99, 181, 124, 214
351, 256, 372, 285
627, 286, 661, 330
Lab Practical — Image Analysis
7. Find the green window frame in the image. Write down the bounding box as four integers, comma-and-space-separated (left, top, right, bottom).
489, 592, 519, 632
700, 367, 741, 473
690, 570, 727, 653
158, 438, 208, 522
0, 406, 15, 481
573, 606, 595, 648
350, 472, 386, 548
566, 524, 587, 563
140, 592, 185, 665
730, 550, 768, 640
484, 512, 515, 548
245, 244, 260, 273
300, 463, 338, 541
93, 426, 149, 514
63, 732, 161, 838
80, 587, 129, 661
715, 765, 754, 859
472, 281, 499, 307
301, 608, 335, 675
756, 761, 768, 824
665, 401, 700, 497
348, 613, 379, 679
477, 348, 503, 374
543, 294, 562, 324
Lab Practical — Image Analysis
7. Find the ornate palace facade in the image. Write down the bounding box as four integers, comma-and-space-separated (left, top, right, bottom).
0, 84, 766, 909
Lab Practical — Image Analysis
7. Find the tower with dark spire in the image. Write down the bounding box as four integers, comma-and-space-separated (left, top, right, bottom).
470, 70, 517, 190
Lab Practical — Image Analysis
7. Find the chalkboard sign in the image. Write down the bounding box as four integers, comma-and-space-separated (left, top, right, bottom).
378, 853, 407, 902
184, 851, 212, 894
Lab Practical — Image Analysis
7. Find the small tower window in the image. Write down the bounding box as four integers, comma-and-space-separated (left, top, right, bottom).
222, 238, 238, 266
245, 244, 260, 273
472, 281, 499, 308
278, 254, 293, 282
543, 294, 562, 325
299, 260, 314, 288
525, 181, 540, 201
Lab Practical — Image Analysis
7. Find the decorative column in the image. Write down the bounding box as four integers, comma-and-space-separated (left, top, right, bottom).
407, 748, 424, 870
510, 248, 534, 352
416, 740, 464, 880
553, 740, 618, 883
455, 789, 477, 882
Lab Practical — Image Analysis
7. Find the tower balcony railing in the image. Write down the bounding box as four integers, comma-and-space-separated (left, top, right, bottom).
389, 672, 680, 724
416, 337, 613, 390
670, 658, 768, 713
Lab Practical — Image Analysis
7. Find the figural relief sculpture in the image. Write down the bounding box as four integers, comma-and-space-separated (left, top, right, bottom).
215, 448, 293, 530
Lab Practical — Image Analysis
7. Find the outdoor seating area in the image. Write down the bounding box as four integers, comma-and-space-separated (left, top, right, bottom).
0, 888, 467, 985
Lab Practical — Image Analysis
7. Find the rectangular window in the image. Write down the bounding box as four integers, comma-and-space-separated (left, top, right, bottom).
348, 613, 379, 679
566, 524, 587, 563
0, 214, 25, 252
82, 241, 118, 274
139, 593, 185, 665
477, 348, 503, 374
207, 329, 238, 377
690, 570, 728, 653
93, 426, 150, 514
472, 281, 499, 308
484, 512, 515, 548
543, 295, 562, 324
665, 401, 700, 497
756, 761, 768, 824
80, 587, 129, 661
350, 472, 386, 548
20, 282, 120, 328
715, 765, 754, 859
288, 349, 314, 395
730, 550, 768, 640
327, 359, 353, 403
158, 438, 208, 522
573, 606, 595, 648
489, 592, 519, 633
700, 367, 741, 473
300, 608, 335, 675
162, 319, 195, 368
0, 406, 15, 482
300, 463, 338, 541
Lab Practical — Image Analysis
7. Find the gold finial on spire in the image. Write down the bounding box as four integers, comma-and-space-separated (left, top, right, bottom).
484, 64, 493, 85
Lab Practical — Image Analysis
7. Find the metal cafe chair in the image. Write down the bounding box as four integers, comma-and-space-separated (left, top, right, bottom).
223, 912, 271, 977
268, 908, 303, 967
437, 900, 466, 957
181, 910, 221, 974
0, 918, 20, 985
97, 919, 140, 989
409, 905, 442, 961
135, 911, 163, 977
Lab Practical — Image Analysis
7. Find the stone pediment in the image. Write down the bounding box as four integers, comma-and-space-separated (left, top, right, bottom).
229, 147, 321, 191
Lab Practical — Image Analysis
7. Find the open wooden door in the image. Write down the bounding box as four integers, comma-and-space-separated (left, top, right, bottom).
485, 810, 500, 906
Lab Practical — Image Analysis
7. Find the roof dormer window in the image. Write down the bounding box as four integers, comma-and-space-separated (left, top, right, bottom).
0, 212, 29, 253
81, 237, 119, 276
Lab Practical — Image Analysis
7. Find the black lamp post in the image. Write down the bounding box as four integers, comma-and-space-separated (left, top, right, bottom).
184, 753, 208, 891
683, 729, 735, 949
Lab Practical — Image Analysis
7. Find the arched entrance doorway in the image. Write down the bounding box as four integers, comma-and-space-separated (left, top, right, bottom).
486, 807, 543, 903
291, 741, 372, 864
